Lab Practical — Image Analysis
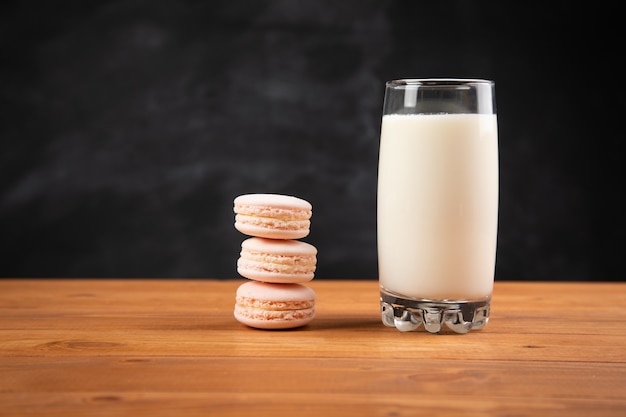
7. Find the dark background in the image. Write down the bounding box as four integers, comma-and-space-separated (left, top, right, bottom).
1, 0, 623, 281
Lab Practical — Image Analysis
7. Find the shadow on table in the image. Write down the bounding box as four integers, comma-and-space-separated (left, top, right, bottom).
309, 316, 382, 331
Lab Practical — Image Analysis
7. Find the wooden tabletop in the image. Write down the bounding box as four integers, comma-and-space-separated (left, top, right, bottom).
1, 279, 625, 417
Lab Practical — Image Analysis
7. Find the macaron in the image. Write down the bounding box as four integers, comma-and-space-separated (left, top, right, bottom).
234, 194, 312, 239
234, 281, 316, 329
237, 237, 317, 283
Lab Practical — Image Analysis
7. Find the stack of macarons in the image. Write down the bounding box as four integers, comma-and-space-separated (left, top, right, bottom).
233, 194, 317, 329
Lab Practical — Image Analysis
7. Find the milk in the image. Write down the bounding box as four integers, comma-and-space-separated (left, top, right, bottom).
377, 113, 498, 300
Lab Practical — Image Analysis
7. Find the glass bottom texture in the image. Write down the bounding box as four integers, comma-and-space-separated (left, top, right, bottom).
380, 287, 490, 334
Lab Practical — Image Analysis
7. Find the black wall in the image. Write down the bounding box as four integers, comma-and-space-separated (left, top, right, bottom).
1, 0, 623, 280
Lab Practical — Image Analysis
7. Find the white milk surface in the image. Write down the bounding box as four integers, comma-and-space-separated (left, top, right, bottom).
377, 113, 498, 300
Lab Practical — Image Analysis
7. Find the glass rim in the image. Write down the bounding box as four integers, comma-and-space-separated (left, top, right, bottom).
386, 78, 494, 88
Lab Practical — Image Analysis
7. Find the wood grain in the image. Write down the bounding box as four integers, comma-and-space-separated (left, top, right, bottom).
1, 279, 625, 417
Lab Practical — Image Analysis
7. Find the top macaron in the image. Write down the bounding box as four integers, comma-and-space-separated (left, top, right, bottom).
234, 194, 312, 239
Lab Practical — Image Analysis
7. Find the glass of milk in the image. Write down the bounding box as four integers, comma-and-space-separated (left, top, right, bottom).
378, 79, 498, 333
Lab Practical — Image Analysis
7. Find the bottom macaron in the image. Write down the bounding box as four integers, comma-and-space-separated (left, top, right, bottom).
234, 281, 316, 329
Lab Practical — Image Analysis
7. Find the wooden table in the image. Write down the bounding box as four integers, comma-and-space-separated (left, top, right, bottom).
1, 279, 625, 416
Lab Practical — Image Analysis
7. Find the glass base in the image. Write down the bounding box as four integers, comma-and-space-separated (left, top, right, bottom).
380, 288, 490, 334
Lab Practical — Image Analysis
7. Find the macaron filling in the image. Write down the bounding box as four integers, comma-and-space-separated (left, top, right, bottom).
234, 306, 315, 322
238, 250, 316, 275
235, 214, 311, 231
236, 296, 315, 311
234, 205, 312, 221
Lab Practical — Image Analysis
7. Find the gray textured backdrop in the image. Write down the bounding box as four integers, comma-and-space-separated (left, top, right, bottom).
1, 0, 623, 280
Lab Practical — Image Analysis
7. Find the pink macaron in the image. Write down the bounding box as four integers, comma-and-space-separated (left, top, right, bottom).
234, 194, 312, 239
237, 237, 317, 283
234, 281, 316, 329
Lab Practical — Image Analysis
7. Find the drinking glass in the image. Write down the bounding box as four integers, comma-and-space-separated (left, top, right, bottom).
377, 79, 498, 333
